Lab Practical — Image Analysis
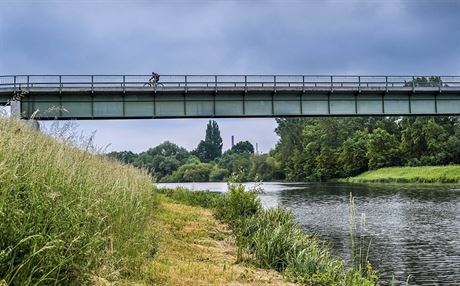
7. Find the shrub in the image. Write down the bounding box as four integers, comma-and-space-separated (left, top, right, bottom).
214, 183, 261, 228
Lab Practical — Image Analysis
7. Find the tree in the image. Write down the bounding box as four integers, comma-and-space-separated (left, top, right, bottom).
107, 150, 138, 164
338, 130, 369, 177
366, 128, 401, 169
404, 76, 442, 87
400, 117, 451, 165
195, 120, 223, 162
232, 141, 254, 154
135, 141, 189, 180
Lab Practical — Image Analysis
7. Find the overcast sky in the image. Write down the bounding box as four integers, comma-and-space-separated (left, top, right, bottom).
1, 0, 459, 153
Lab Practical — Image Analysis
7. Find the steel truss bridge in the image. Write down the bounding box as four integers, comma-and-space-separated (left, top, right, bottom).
1, 75, 459, 120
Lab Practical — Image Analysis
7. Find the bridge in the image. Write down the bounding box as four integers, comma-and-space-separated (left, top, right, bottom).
1, 75, 459, 119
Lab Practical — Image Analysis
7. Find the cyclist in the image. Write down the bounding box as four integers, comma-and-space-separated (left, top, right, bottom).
148, 72, 160, 86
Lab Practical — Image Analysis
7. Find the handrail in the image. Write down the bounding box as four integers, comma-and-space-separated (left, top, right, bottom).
0, 75, 459, 91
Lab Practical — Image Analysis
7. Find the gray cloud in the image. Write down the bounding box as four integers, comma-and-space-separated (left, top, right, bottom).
1, 0, 459, 152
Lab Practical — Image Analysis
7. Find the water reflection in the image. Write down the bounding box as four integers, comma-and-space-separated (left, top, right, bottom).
156, 182, 460, 285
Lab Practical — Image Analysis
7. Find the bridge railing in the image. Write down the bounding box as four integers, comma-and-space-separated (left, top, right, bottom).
0, 75, 459, 91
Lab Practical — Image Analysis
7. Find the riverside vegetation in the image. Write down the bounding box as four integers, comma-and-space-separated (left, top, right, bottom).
158, 184, 380, 285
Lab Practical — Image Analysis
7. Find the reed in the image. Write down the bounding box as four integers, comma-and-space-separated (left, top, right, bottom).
0, 118, 156, 285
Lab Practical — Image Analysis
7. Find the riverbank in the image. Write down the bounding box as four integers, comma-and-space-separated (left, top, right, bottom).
134, 195, 294, 285
342, 165, 460, 184
156, 186, 380, 285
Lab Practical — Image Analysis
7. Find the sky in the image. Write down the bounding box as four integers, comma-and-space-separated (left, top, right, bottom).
1, 0, 459, 153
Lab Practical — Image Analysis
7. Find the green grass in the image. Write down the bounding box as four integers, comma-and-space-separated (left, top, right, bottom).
343, 165, 460, 184
160, 185, 380, 285
156, 187, 221, 208
0, 119, 157, 285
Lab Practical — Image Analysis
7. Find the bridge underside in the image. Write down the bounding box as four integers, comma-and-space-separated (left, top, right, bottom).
1, 87, 457, 119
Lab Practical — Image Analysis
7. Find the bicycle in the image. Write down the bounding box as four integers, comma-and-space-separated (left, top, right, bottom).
144, 73, 163, 88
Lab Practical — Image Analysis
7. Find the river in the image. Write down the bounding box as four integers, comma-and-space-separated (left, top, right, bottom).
156, 182, 460, 285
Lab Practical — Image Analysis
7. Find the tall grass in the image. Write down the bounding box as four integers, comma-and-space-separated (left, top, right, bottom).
160, 183, 380, 285
0, 119, 156, 285
215, 183, 379, 285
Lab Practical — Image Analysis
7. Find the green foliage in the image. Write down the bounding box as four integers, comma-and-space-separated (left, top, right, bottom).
0, 119, 156, 285
249, 154, 284, 181
155, 187, 221, 208
209, 167, 229, 182
217, 152, 252, 181
366, 128, 401, 169
110, 141, 191, 182
214, 182, 261, 228
339, 130, 369, 176
107, 150, 138, 164
194, 120, 223, 162
232, 140, 255, 154
404, 76, 442, 87
162, 162, 215, 182
274, 116, 460, 181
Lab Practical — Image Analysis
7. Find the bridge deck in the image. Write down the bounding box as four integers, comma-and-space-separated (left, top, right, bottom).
1, 75, 459, 119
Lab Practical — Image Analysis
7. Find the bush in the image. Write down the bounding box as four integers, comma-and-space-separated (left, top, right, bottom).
209, 167, 229, 182
214, 183, 261, 228
162, 162, 214, 182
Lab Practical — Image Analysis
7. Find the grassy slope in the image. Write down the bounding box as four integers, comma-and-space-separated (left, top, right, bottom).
343, 165, 460, 183
0, 119, 156, 285
129, 196, 294, 286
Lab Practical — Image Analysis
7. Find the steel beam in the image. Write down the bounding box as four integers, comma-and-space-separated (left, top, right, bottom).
0, 74, 457, 119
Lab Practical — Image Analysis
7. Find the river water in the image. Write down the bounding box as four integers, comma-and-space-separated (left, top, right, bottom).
156, 182, 460, 285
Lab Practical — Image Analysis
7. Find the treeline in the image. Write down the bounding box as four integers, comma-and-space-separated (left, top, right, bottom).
273, 116, 460, 181
108, 120, 284, 182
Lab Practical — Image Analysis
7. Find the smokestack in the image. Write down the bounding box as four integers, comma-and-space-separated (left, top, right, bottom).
231, 136, 235, 148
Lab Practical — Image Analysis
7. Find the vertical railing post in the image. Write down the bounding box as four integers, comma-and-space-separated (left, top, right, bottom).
13, 75, 16, 92
385, 76, 388, 92
302, 75, 305, 93
245, 75, 247, 92
123, 75, 126, 93
330, 76, 334, 92
412, 76, 415, 92
274, 75, 276, 92
59, 75, 62, 93
185, 75, 188, 93
215, 75, 218, 92
439, 77, 442, 93
91, 75, 94, 93
358, 76, 361, 93
27, 75, 30, 90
